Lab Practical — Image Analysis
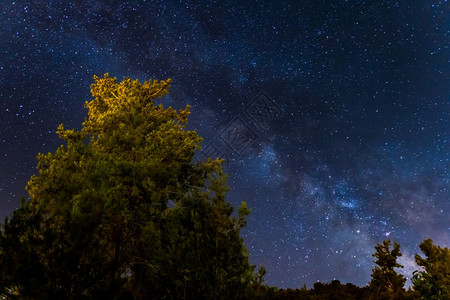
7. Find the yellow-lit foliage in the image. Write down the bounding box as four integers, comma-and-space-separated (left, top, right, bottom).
4, 74, 255, 299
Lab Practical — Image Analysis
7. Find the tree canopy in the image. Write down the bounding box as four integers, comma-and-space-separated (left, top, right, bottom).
369, 240, 407, 299
0, 74, 257, 299
412, 239, 450, 300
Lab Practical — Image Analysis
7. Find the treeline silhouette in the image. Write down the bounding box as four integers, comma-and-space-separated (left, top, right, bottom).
252, 239, 449, 300
0, 75, 448, 299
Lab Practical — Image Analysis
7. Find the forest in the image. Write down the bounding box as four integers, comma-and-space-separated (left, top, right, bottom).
0, 75, 448, 299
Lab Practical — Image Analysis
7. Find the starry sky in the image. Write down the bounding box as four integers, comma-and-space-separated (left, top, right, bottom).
1, 0, 449, 289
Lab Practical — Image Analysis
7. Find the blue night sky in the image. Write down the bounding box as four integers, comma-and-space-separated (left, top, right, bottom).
1, 0, 449, 289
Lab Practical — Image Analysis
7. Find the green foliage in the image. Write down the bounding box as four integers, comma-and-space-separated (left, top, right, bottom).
0, 74, 260, 299
412, 239, 450, 300
369, 240, 407, 299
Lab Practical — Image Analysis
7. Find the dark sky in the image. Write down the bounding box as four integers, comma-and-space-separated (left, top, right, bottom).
1, 0, 449, 289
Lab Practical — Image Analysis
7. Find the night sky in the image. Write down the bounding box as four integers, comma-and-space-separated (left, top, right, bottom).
1, 0, 449, 289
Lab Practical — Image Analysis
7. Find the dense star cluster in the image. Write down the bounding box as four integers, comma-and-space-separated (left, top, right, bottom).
0, 0, 448, 289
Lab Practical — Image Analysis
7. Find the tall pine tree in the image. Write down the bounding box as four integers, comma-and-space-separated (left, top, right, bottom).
0, 74, 258, 299
369, 240, 407, 299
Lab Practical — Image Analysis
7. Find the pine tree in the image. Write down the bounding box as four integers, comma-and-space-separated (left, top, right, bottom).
0, 74, 258, 299
412, 239, 450, 300
369, 240, 407, 299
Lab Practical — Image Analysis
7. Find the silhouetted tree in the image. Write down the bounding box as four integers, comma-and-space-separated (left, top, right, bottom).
412, 239, 450, 300
369, 240, 407, 299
